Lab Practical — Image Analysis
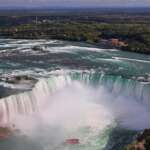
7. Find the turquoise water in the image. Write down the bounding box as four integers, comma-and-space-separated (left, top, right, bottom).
0, 39, 150, 150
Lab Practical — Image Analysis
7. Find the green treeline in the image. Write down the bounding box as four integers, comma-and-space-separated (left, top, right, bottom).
0, 21, 150, 54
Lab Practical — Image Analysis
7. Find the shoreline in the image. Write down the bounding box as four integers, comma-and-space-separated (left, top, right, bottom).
0, 36, 150, 55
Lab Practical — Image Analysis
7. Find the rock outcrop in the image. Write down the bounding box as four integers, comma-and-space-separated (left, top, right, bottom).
0, 75, 38, 98
124, 129, 150, 150
4, 75, 37, 84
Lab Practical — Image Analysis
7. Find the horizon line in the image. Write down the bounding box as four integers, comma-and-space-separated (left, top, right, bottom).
0, 5, 150, 9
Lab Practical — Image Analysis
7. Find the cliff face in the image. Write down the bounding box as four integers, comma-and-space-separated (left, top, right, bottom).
124, 129, 150, 150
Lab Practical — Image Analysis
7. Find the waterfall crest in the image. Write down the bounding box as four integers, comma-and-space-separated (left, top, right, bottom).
0, 71, 150, 126
69, 72, 150, 105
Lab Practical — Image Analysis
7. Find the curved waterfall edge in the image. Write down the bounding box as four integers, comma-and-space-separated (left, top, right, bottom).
0, 71, 150, 126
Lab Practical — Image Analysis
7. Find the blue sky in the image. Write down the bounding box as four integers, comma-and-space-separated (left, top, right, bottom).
0, 0, 150, 7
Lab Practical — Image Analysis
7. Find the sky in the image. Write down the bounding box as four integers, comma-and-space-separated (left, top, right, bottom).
0, 0, 150, 8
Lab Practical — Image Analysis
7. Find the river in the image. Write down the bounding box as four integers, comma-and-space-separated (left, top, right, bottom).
0, 39, 150, 150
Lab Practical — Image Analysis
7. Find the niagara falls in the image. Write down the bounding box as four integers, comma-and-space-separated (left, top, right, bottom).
0, 38, 150, 150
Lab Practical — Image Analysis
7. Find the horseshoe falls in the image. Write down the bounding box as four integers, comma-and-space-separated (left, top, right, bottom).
0, 39, 150, 150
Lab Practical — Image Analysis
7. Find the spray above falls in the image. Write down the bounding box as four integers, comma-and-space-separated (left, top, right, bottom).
0, 71, 150, 132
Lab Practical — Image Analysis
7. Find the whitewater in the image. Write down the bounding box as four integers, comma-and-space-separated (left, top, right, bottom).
0, 39, 150, 150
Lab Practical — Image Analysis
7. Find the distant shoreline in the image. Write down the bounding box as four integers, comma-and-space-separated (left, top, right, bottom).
0, 36, 150, 55
0, 12, 150, 54
1, 34, 150, 55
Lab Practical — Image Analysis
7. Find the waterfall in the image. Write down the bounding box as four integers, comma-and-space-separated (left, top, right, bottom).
0, 71, 150, 126
0, 75, 71, 125
69, 72, 150, 105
